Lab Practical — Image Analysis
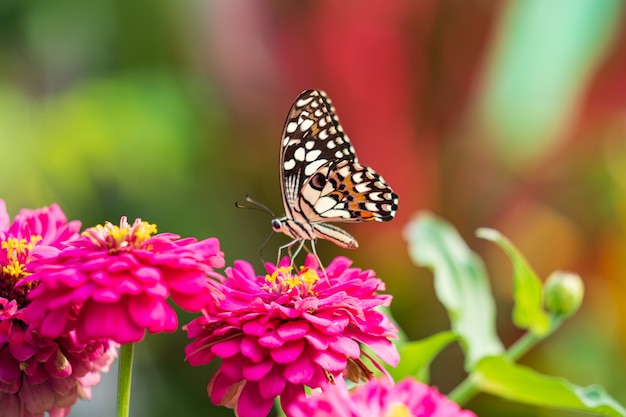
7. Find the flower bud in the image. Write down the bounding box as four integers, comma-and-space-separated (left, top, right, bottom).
544, 271, 584, 316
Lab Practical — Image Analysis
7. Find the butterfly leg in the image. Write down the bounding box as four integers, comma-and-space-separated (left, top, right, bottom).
306, 239, 329, 284
277, 238, 302, 266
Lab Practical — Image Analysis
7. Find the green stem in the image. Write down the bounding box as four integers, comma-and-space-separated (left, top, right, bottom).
448, 316, 565, 406
506, 315, 564, 361
448, 375, 479, 406
116, 343, 135, 417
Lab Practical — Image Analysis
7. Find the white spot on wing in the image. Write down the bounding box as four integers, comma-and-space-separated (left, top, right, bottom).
304, 159, 326, 176
286, 122, 298, 134
365, 203, 378, 211
305, 141, 315, 149
335, 150, 343, 158
305, 149, 322, 162
355, 183, 371, 193
369, 192, 383, 201
319, 130, 328, 140
338, 166, 351, 177
300, 119, 314, 132
315, 197, 337, 213
297, 97, 313, 107
284, 159, 296, 170
322, 209, 351, 218
294, 147, 306, 161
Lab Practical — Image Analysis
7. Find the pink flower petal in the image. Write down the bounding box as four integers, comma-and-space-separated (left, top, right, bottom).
237, 382, 274, 417
185, 255, 398, 416
220, 357, 244, 380
269, 339, 305, 364
276, 321, 309, 340
21, 380, 55, 414
257, 367, 286, 398
38, 309, 71, 339
208, 370, 238, 405
240, 335, 267, 362
128, 294, 177, 332
284, 354, 315, 385
0, 349, 21, 386
258, 331, 285, 348
7, 328, 38, 362
242, 358, 273, 381
211, 338, 242, 358
0, 200, 9, 232
328, 337, 360, 358
312, 349, 348, 372
76, 301, 145, 344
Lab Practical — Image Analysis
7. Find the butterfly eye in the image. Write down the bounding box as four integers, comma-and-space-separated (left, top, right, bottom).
272, 219, 282, 231
309, 173, 327, 191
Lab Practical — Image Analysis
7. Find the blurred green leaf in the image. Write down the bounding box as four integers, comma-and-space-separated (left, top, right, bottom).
477, 228, 550, 335
478, 0, 624, 168
474, 356, 626, 416
404, 212, 504, 369
390, 331, 458, 383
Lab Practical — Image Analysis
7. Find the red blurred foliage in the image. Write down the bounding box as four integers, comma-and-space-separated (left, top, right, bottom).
581, 23, 626, 126
271, 0, 499, 224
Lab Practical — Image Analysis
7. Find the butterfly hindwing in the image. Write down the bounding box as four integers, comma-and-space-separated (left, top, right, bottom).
300, 160, 398, 223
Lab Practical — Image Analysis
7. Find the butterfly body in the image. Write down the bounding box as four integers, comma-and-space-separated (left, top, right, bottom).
274, 89, 398, 254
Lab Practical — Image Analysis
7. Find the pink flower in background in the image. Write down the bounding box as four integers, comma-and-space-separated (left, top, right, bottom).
24, 216, 226, 344
287, 377, 477, 417
185, 255, 398, 417
0, 200, 116, 417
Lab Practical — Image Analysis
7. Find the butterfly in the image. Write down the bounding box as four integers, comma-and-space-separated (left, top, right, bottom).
271, 89, 399, 260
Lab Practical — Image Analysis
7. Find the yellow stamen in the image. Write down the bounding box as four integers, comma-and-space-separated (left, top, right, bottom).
83, 217, 158, 250
3, 259, 27, 277
134, 222, 157, 241
298, 267, 321, 285
1, 235, 42, 278
384, 403, 413, 417
265, 266, 293, 284
263, 265, 320, 294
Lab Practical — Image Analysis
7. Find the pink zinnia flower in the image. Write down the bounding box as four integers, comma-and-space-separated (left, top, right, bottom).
287, 377, 476, 417
24, 216, 226, 344
185, 255, 399, 417
0, 200, 117, 417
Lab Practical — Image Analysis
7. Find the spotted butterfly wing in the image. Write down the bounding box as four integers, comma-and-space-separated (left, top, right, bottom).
272, 89, 398, 249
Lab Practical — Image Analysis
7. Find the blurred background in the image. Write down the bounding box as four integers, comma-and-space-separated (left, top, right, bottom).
1, 0, 625, 415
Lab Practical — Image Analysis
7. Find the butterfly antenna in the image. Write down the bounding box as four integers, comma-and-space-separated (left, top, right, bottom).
258, 229, 275, 263
234, 195, 276, 218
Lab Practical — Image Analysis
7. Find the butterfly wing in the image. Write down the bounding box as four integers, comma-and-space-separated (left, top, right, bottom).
279, 89, 358, 223
300, 159, 398, 224
277, 89, 398, 248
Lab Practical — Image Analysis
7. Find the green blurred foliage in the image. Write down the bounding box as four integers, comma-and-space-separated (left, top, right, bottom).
1, 0, 626, 416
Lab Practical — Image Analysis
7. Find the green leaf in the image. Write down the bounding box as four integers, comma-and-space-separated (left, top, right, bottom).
477, 0, 624, 168
477, 228, 551, 335
404, 212, 504, 369
389, 331, 458, 383
474, 356, 626, 416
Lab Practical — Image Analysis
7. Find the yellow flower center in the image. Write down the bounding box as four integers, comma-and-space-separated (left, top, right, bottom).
84, 217, 157, 251
264, 265, 320, 295
1, 235, 42, 279
384, 403, 413, 417
1, 235, 43, 307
